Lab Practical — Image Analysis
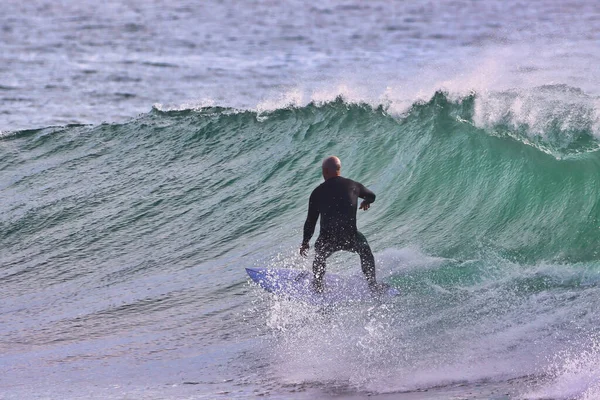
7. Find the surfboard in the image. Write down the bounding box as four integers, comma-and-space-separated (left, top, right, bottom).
246, 267, 399, 305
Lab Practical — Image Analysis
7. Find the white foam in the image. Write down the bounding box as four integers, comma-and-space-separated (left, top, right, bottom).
152, 98, 216, 112
472, 86, 600, 143
377, 246, 447, 275
593, 98, 600, 138
525, 338, 600, 400
257, 251, 600, 396
256, 88, 305, 113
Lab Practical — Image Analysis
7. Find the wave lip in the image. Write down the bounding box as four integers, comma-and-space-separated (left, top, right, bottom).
473, 84, 600, 157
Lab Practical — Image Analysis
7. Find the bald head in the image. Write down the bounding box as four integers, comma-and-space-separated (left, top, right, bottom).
322, 156, 341, 180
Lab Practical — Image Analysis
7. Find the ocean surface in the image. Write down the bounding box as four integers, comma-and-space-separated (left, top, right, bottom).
2, 1, 600, 399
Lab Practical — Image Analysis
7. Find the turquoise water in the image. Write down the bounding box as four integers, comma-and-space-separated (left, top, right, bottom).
2, 1, 600, 399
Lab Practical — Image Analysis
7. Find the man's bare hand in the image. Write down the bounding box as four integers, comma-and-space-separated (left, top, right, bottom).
359, 200, 371, 211
300, 243, 310, 257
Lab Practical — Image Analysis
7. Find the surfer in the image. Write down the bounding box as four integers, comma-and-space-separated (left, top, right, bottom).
300, 156, 379, 293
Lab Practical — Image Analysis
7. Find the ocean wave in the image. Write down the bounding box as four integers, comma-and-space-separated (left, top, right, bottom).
4, 86, 600, 400
4, 90, 600, 266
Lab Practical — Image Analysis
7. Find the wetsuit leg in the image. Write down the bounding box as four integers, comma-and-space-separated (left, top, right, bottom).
313, 236, 335, 292
353, 231, 376, 287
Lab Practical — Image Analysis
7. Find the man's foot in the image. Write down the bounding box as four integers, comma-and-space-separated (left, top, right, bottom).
369, 281, 390, 295
312, 279, 324, 294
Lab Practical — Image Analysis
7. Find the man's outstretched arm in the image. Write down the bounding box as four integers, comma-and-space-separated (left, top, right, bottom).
358, 183, 376, 211
300, 192, 319, 257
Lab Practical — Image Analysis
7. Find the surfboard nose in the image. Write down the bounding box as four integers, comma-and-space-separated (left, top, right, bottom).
246, 267, 282, 294
245, 267, 266, 282
246, 268, 276, 291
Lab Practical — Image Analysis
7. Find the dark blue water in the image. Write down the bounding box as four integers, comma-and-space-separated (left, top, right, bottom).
2, 0, 599, 132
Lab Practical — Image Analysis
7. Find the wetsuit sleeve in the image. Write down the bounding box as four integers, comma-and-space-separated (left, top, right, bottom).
302, 190, 319, 244
358, 183, 376, 203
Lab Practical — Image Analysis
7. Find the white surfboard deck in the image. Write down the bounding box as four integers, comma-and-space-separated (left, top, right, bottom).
246, 267, 399, 305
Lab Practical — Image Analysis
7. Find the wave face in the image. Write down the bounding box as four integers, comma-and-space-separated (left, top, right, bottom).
3, 89, 600, 399
150, 88, 600, 265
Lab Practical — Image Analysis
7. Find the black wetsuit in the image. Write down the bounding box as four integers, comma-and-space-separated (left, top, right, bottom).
302, 176, 376, 290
